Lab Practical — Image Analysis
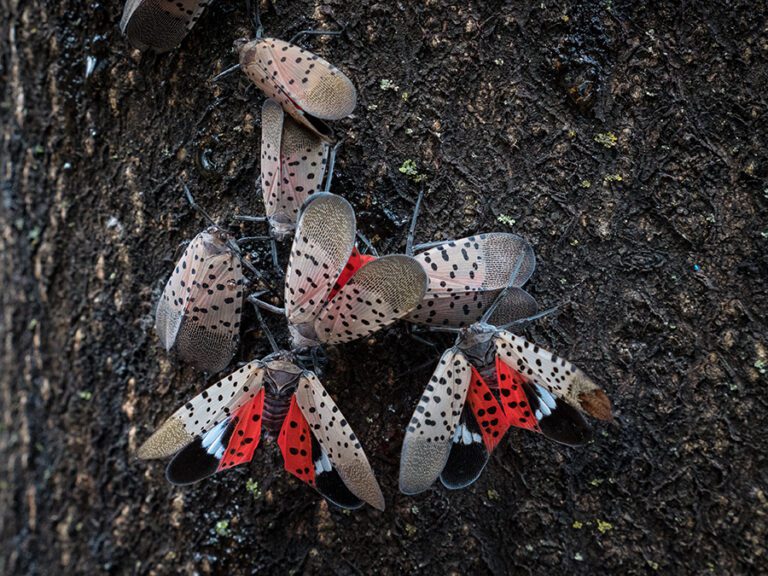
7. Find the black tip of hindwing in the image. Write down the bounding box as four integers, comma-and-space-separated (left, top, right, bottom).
166, 420, 236, 485
523, 382, 593, 447
440, 409, 490, 490
310, 437, 364, 509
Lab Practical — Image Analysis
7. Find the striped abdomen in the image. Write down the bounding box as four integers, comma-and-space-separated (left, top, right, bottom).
263, 391, 292, 437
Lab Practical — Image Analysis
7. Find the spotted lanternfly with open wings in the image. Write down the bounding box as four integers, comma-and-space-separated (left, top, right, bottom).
260, 99, 330, 239
399, 322, 613, 494
137, 351, 385, 510
120, 0, 212, 52
283, 193, 428, 348
406, 233, 539, 329
237, 36, 357, 141
155, 226, 244, 374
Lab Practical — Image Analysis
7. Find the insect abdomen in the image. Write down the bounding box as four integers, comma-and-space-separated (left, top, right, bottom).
263, 392, 292, 436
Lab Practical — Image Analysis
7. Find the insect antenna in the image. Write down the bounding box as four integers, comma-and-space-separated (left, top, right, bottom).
250, 297, 280, 353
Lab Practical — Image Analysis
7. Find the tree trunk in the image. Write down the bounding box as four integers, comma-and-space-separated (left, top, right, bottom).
1, 1, 766, 574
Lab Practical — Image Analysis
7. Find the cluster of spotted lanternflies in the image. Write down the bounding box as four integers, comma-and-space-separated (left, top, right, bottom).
124, 0, 613, 511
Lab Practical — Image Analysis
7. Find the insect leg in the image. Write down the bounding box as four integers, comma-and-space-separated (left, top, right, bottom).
270, 238, 282, 276
212, 63, 241, 82
180, 178, 219, 228
310, 346, 328, 378
411, 240, 456, 252
246, 0, 264, 38
246, 293, 285, 316
238, 250, 269, 285
171, 239, 191, 262
356, 231, 378, 257
479, 253, 530, 324
496, 306, 560, 330
420, 325, 461, 335
238, 235, 281, 276
323, 138, 345, 194
233, 214, 268, 223
289, 28, 344, 45
250, 298, 280, 354
407, 328, 441, 353
405, 188, 425, 256
236, 236, 272, 242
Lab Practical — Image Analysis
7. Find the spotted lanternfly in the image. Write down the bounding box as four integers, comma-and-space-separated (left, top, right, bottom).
406, 233, 539, 329
260, 98, 330, 239
236, 36, 357, 141
283, 193, 428, 349
155, 226, 244, 374
399, 323, 613, 494
120, 0, 212, 52
137, 351, 385, 510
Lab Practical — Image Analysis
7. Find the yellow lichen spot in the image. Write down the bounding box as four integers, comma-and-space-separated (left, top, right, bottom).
380, 78, 399, 92
497, 214, 516, 227
594, 132, 618, 148
214, 519, 230, 537
596, 520, 613, 534
580, 179, 591, 188
399, 159, 426, 182
245, 479, 262, 499
572, 520, 584, 529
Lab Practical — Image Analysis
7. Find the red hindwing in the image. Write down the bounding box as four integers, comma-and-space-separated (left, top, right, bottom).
328, 248, 377, 300
218, 388, 265, 471
278, 396, 316, 487
466, 366, 510, 452
496, 356, 541, 433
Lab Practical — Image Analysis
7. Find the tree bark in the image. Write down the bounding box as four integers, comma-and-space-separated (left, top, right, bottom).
1, 1, 766, 574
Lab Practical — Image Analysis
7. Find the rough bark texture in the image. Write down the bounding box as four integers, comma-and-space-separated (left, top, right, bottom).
1, 1, 767, 574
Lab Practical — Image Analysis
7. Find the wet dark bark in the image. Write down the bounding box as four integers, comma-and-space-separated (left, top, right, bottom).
1, 1, 767, 574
